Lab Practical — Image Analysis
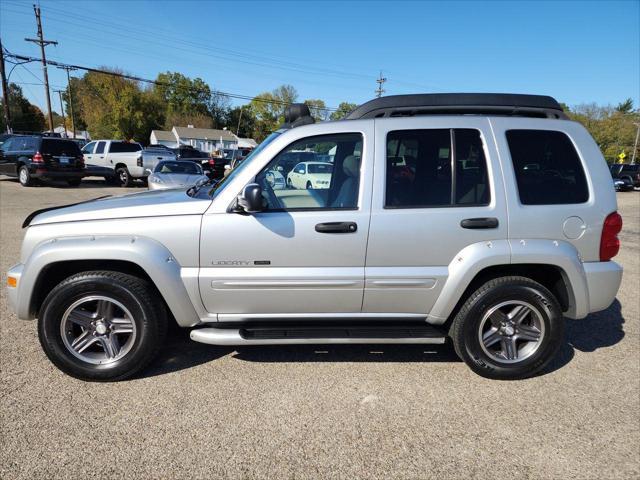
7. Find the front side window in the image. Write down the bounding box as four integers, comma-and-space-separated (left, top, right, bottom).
385, 129, 489, 208
506, 130, 588, 205
255, 133, 362, 211
82, 142, 96, 154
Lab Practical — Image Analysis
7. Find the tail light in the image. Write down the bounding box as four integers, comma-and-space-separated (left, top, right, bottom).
33, 152, 44, 163
208, 158, 216, 165
600, 212, 623, 261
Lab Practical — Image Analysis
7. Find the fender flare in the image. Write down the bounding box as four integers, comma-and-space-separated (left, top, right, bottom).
426, 239, 587, 324
17, 235, 201, 327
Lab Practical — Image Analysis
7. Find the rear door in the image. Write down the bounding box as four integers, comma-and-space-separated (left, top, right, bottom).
364, 116, 508, 314
94, 141, 108, 167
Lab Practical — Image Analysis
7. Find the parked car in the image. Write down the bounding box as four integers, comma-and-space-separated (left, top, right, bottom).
7, 94, 623, 381
613, 177, 634, 192
277, 150, 318, 176
81, 140, 176, 186
147, 160, 209, 191
0, 135, 85, 187
286, 161, 333, 189
610, 163, 640, 189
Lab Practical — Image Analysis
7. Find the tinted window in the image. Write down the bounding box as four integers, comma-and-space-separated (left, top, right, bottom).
95, 142, 106, 154
0, 137, 15, 151
41, 139, 82, 156
386, 129, 452, 207
308, 163, 333, 174
455, 130, 489, 205
506, 130, 588, 205
256, 133, 362, 210
109, 142, 141, 153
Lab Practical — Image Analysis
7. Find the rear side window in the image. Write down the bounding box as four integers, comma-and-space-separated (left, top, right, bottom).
41, 139, 82, 156
109, 142, 141, 153
506, 130, 588, 205
95, 141, 106, 154
385, 129, 489, 208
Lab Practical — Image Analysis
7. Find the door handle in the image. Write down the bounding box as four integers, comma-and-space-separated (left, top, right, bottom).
460, 217, 499, 229
315, 222, 358, 233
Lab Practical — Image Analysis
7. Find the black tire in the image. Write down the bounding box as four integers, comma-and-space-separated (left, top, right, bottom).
306, 181, 312, 189
38, 271, 167, 381
18, 165, 33, 187
450, 276, 563, 380
116, 167, 133, 187
66, 178, 82, 187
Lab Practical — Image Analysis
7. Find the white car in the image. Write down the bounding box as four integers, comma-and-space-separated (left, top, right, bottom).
286, 161, 333, 189
147, 160, 208, 190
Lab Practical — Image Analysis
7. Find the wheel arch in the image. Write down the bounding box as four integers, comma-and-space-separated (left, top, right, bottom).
18, 235, 200, 327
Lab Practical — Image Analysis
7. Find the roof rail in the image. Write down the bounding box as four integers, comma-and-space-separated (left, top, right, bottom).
345, 93, 568, 120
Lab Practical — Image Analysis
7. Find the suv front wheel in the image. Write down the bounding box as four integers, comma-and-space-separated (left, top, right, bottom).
450, 276, 563, 380
38, 271, 167, 381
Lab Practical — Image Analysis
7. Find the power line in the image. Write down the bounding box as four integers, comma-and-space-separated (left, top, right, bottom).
3, 51, 338, 112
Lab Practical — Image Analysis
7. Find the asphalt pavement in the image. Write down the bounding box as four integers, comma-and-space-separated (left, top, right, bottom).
1, 177, 638, 479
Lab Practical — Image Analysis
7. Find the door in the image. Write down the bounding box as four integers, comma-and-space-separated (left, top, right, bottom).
94, 141, 107, 166
0, 137, 17, 175
81, 141, 96, 164
363, 117, 508, 314
199, 128, 373, 318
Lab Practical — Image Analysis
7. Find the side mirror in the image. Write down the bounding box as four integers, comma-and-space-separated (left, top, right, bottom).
236, 183, 263, 213
276, 166, 283, 172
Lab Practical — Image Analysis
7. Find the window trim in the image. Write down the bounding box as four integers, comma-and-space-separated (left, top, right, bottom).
383, 128, 492, 210
244, 132, 364, 214
505, 129, 590, 206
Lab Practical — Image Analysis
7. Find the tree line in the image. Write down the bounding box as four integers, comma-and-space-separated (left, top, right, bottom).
0, 69, 637, 163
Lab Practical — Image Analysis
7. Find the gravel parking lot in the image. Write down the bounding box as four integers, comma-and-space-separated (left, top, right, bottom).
1, 177, 638, 479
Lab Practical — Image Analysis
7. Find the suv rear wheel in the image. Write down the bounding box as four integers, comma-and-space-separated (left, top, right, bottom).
450, 276, 563, 380
38, 271, 167, 381
18, 165, 34, 187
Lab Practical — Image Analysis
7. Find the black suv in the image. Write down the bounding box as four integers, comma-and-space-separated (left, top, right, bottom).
610, 163, 640, 189
0, 135, 85, 187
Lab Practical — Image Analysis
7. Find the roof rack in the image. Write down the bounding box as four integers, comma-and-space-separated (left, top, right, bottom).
345, 93, 568, 120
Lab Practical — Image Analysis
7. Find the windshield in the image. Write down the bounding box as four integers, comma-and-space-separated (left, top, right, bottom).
154, 161, 202, 174
308, 163, 333, 174
189, 131, 281, 199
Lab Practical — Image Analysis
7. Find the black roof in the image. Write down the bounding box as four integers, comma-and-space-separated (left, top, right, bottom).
346, 93, 567, 120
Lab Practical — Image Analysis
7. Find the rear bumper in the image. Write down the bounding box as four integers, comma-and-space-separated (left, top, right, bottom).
30, 167, 85, 179
583, 261, 623, 314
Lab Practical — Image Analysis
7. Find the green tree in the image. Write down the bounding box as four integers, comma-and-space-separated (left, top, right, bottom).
0, 83, 46, 133
228, 106, 257, 139
304, 99, 328, 121
615, 98, 634, 114
330, 101, 357, 121
250, 84, 299, 141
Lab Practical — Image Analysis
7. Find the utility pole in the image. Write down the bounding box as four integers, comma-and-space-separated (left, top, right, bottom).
60, 66, 76, 138
632, 122, 640, 165
236, 106, 243, 136
25, 4, 57, 132
0, 38, 11, 133
375, 71, 387, 98
55, 89, 66, 137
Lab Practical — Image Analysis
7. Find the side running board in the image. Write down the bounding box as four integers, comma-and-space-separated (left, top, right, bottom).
190, 324, 446, 346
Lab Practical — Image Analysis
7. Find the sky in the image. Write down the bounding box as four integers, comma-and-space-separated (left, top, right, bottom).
0, 0, 638, 115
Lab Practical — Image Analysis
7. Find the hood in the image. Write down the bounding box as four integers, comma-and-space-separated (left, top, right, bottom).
150, 173, 208, 186
27, 189, 212, 226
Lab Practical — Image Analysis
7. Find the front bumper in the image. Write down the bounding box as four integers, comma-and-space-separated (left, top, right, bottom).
583, 261, 623, 314
6, 263, 23, 316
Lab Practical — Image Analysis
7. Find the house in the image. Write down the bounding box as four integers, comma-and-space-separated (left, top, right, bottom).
53, 125, 91, 141
150, 130, 179, 148
172, 126, 238, 153
237, 137, 258, 150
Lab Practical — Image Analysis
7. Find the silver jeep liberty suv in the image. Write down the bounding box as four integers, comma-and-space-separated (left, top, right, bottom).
7, 94, 623, 381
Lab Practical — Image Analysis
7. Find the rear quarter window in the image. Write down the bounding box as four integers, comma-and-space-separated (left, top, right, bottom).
109, 142, 142, 153
506, 130, 589, 205
41, 139, 82, 156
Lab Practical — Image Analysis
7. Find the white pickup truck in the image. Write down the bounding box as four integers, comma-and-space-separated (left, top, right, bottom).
81, 140, 176, 186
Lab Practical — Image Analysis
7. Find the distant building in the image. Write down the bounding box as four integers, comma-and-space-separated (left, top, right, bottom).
149, 126, 257, 153
53, 125, 91, 141
150, 130, 178, 148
